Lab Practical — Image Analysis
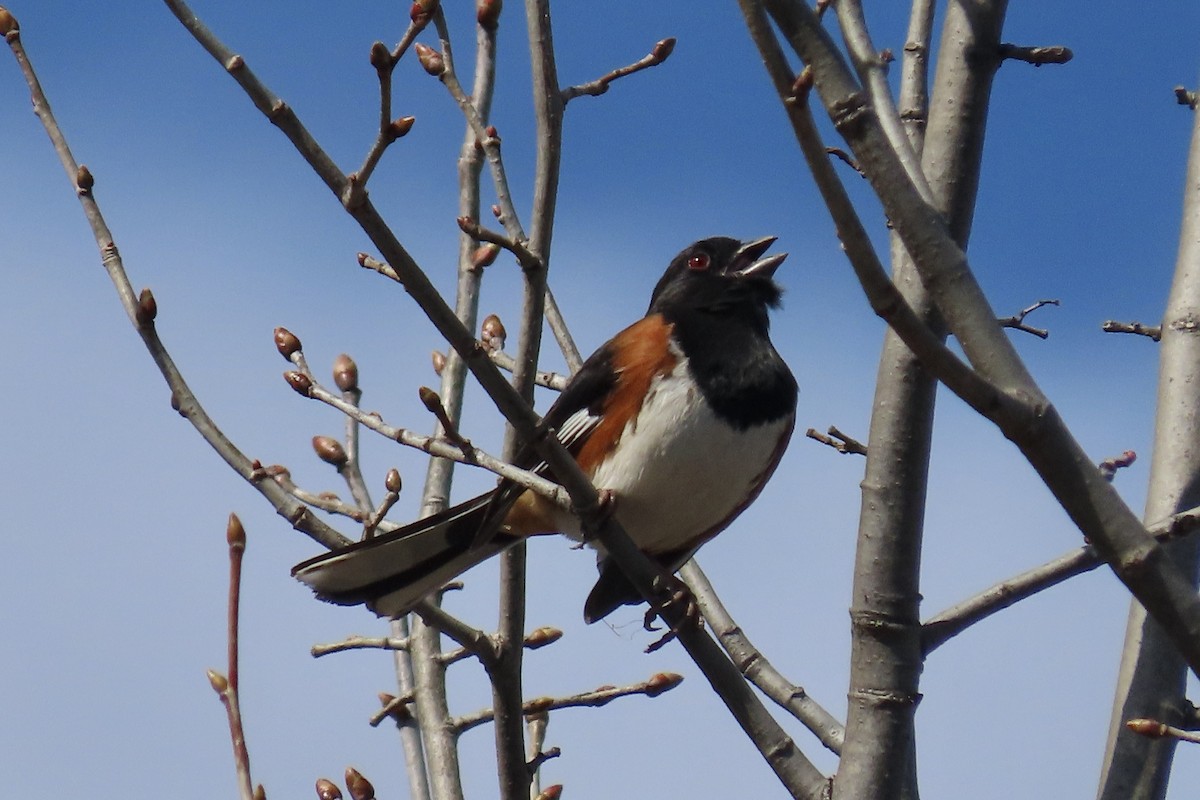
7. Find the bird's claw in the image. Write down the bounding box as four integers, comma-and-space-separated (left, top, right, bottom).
643, 574, 701, 653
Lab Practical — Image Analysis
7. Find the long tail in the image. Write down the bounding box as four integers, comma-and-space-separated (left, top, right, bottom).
292, 491, 515, 618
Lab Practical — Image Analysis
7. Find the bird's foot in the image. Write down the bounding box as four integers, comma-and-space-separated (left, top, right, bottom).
643, 573, 701, 653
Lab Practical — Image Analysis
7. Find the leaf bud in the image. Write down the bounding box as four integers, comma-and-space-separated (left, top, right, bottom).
206, 669, 229, 693
410, 0, 439, 23
226, 512, 246, 550
651, 37, 676, 63
315, 779, 342, 800
333, 353, 359, 392
75, 165, 94, 193
0, 7, 19, 35
385, 468, 402, 493
645, 671, 684, 696
284, 371, 313, 396
481, 313, 507, 351
312, 436, 349, 467
388, 115, 416, 139
414, 43, 445, 76
135, 287, 157, 326
344, 768, 376, 800
431, 350, 446, 376
472, 242, 500, 269
476, 0, 502, 30
368, 41, 391, 70
524, 626, 562, 649
274, 327, 302, 360
534, 786, 562, 800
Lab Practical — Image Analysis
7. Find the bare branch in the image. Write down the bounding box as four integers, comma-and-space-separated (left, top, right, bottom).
453, 672, 685, 735
805, 426, 867, 456
1102, 319, 1162, 341
561, 37, 676, 104
998, 298, 1060, 339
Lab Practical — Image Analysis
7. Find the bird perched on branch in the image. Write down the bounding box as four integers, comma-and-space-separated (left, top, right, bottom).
293, 236, 798, 623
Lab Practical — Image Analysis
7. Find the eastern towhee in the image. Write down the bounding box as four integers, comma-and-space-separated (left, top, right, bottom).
293, 236, 798, 623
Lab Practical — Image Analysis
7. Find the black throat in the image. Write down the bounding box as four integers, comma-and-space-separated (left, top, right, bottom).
661, 302, 798, 431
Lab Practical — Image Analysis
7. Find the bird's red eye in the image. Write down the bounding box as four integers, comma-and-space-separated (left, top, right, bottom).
687, 252, 710, 271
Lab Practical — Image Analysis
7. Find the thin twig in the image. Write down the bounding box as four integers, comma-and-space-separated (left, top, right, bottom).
560, 37, 676, 104
312, 634, 410, 658
1099, 450, 1137, 482
452, 673, 684, 735
1102, 320, 1162, 341
998, 298, 1060, 339
805, 426, 867, 456
1126, 718, 1200, 745
2, 22, 351, 552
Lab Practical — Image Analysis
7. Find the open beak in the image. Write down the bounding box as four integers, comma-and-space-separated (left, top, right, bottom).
730, 235, 787, 279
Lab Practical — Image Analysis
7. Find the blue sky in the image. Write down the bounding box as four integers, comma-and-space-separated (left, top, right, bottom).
4, 2, 1200, 798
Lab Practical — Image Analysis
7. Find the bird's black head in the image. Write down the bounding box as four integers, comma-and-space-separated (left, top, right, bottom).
648, 236, 787, 323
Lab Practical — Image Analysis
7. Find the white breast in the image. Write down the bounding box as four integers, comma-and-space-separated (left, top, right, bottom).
552, 355, 791, 557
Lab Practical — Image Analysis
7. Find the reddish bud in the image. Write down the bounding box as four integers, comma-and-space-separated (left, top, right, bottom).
645, 671, 684, 697
651, 37, 676, 63
535, 785, 563, 800
136, 287, 158, 326
485, 124, 499, 142
254, 786, 266, 800
880, 48, 895, 64
410, 0, 439, 23
74, 164, 94, 193
431, 350, 447, 376
284, 371, 313, 396
476, 0, 502, 30
481, 313, 507, 351
1126, 718, 1167, 738
388, 115, 416, 139
333, 353, 359, 392
312, 436, 349, 467
0, 8, 19, 35
491, 204, 502, 218
274, 327, 302, 360
369, 41, 391, 69
344, 768, 376, 800
385, 468, 402, 493
472, 242, 500, 269
206, 669, 229, 693
414, 43, 445, 76
226, 512, 246, 550
524, 626, 562, 650
315, 779, 343, 800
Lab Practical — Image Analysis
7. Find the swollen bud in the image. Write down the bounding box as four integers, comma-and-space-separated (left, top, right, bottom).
333, 353, 359, 392
644, 671, 684, 697
651, 37, 676, 63
284, 371, 313, 396
254, 786, 266, 800
431, 350, 446, 376
206, 669, 229, 693
385, 468, 402, 494
534, 785, 563, 800
414, 43, 445, 76
388, 116, 416, 139
524, 626, 562, 650
274, 327, 302, 360
369, 41, 391, 70
476, 0, 502, 30
75, 164, 94, 193
1126, 718, 1167, 738
136, 287, 158, 326
226, 512, 246, 550
0, 7, 19, 36
344, 768, 376, 800
312, 436, 349, 467
315, 779, 343, 800
410, 0, 439, 23
472, 242, 500, 269
481, 313, 507, 351
418, 385, 442, 413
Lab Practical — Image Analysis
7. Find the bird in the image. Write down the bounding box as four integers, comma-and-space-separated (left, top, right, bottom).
293, 236, 798, 624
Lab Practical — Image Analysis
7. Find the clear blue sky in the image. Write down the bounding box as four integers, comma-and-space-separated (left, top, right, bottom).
3, 2, 1199, 798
